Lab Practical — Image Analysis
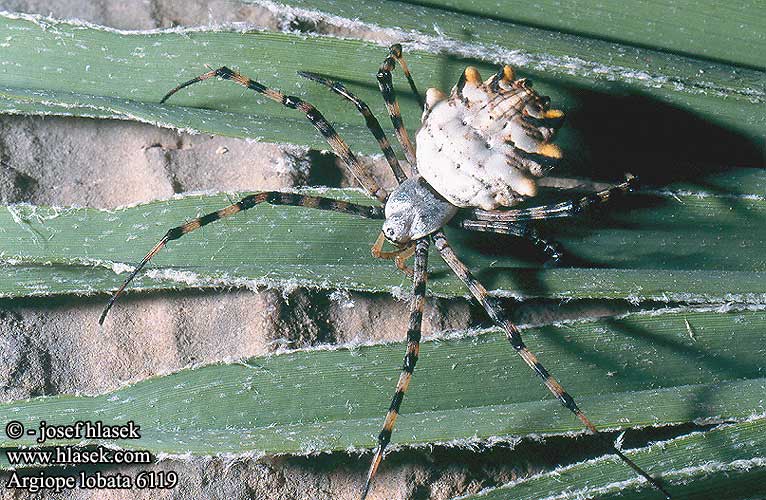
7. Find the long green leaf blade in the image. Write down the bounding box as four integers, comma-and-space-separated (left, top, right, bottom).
350, 1, 765, 68
0, 308, 763, 467
1, 180, 765, 301
0, 12, 761, 158
458, 418, 766, 500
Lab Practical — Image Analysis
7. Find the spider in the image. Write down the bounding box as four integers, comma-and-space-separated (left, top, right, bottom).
100, 44, 671, 499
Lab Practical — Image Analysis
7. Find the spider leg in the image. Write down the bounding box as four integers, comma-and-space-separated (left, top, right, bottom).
99, 192, 384, 324
377, 44, 420, 169
431, 229, 671, 499
388, 44, 424, 110
160, 67, 388, 203
297, 71, 408, 184
361, 237, 429, 500
468, 175, 639, 222
371, 231, 416, 276
452, 219, 564, 265
454, 175, 640, 265
392, 245, 417, 276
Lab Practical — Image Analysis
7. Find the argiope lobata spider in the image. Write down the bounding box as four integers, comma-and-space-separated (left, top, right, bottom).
100, 44, 671, 499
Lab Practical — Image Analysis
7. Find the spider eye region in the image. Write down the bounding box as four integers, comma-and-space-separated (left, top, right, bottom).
382, 215, 411, 244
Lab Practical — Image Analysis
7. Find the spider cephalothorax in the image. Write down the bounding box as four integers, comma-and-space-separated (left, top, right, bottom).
101, 44, 670, 499
382, 176, 457, 244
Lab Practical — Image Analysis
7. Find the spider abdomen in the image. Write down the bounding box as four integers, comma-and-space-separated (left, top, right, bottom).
416, 66, 565, 210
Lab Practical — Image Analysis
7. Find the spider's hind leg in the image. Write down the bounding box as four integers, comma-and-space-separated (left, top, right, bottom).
455, 176, 641, 268
468, 175, 639, 223
432, 229, 672, 499
453, 218, 565, 266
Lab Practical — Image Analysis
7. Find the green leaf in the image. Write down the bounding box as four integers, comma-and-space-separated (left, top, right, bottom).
459, 418, 766, 500
328, 0, 765, 69
255, 0, 766, 145
260, 0, 766, 69
0, 308, 763, 468
1, 176, 765, 301
0, 11, 761, 161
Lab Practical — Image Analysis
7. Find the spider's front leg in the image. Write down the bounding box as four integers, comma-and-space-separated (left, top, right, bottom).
297, 71, 408, 184
377, 44, 422, 168
431, 229, 672, 499
160, 66, 388, 203
362, 237, 429, 499
99, 192, 384, 324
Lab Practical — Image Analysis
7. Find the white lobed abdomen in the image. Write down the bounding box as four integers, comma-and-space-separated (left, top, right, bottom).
415, 67, 564, 210
416, 101, 536, 210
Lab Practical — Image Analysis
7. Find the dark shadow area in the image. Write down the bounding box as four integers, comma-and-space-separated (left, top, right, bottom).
601, 318, 761, 426
427, 52, 764, 186
305, 149, 345, 187
429, 71, 763, 290
0, 162, 39, 204
536, 314, 761, 390
314, 50, 763, 299
326, 51, 763, 185
496, 311, 763, 466
562, 86, 764, 185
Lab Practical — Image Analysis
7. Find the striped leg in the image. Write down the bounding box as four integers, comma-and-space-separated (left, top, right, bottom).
297, 71, 408, 184
160, 67, 388, 203
468, 175, 639, 222
99, 192, 384, 324
377, 44, 420, 169
453, 219, 564, 265
361, 237, 429, 500
388, 44, 423, 110
431, 229, 671, 499
295, 70, 417, 267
